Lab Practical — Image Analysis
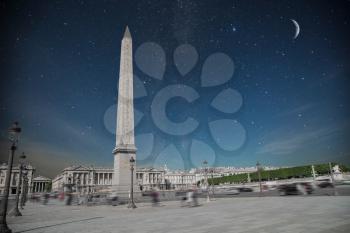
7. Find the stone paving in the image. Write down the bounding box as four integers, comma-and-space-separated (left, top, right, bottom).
7, 196, 350, 233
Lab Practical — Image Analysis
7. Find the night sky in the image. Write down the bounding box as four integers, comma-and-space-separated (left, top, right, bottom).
1, 0, 349, 178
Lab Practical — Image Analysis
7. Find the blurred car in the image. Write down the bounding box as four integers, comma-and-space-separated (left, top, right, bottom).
278, 182, 313, 195
237, 187, 253, 192
215, 187, 239, 195
299, 182, 314, 194
49, 192, 59, 198
317, 181, 334, 188
278, 184, 299, 195
107, 192, 119, 206
142, 191, 153, 196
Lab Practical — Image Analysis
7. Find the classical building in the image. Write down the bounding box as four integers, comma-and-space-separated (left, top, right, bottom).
52, 165, 113, 194
32, 175, 52, 193
164, 171, 197, 190
136, 168, 166, 190
51, 165, 201, 193
0, 163, 35, 195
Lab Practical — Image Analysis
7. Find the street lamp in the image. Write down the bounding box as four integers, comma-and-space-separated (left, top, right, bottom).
203, 160, 210, 202
76, 177, 80, 194
181, 173, 184, 190
128, 156, 137, 209
210, 168, 215, 197
9, 153, 26, 216
0, 122, 21, 233
256, 161, 262, 194
20, 169, 28, 209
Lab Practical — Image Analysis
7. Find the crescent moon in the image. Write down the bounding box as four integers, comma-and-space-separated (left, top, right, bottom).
291, 19, 300, 39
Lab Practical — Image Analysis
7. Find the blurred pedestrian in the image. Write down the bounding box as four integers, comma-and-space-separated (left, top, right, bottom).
151, 188, 160, 206
66, 192, 72, 205
180, 193, 187, 207
192, 188, 199, 207
185, 188, 199, 207
58, 191, 65, 201
42, 192, 49, 205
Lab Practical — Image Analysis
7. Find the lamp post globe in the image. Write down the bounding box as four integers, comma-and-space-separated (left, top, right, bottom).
0, 122, 22, 233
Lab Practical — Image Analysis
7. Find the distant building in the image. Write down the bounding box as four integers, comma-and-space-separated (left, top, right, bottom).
52, 165, 113, 194
189, 166, 281, 176
136, 167, 166, 190
51, 164, 284, 193
32, 175, 52, 193
52, 165, 202, 193
164, 171, 197, 189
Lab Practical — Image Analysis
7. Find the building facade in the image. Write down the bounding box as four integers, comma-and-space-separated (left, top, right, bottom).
52, 165, 113, 194
0, 163, 35, 195
52, 164, 285, 194
52, 165, 201, 193
32, 175, 52, 193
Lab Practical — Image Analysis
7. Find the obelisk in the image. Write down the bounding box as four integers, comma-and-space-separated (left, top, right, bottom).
113, 26, 137, 194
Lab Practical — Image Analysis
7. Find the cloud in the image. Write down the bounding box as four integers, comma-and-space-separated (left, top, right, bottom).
274, 103, 317, 118
257, 122, 348, 156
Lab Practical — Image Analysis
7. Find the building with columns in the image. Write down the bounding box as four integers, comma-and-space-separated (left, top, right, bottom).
51, 165, 202, 193
32, 175, 52, 193
52, 165, 113, 194
136, 168, 166, 190
0, 163, 35, 195
164, 171, 197, 190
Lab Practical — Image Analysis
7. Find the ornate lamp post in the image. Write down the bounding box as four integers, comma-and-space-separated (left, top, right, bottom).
65, 175, 73, 205
67, 175, 72, 190
88, 177, 92, 194
256, 162, 262, 194
128, 156, 137, 209
181, 173, 184, 190
210, 168, 215, 197
203, 160, 210, 202
9, 153, 26, 216
20, 169, 28, 209
0, 122, 22, 233
76, 177, 81, 194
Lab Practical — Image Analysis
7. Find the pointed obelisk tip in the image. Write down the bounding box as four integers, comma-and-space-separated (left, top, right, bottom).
124, 26, 131, 38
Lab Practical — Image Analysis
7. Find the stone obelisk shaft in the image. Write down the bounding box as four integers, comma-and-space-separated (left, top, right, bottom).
113, 26, 137, 193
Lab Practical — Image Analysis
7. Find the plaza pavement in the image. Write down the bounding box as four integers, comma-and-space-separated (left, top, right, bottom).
7, 196, 350, 233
